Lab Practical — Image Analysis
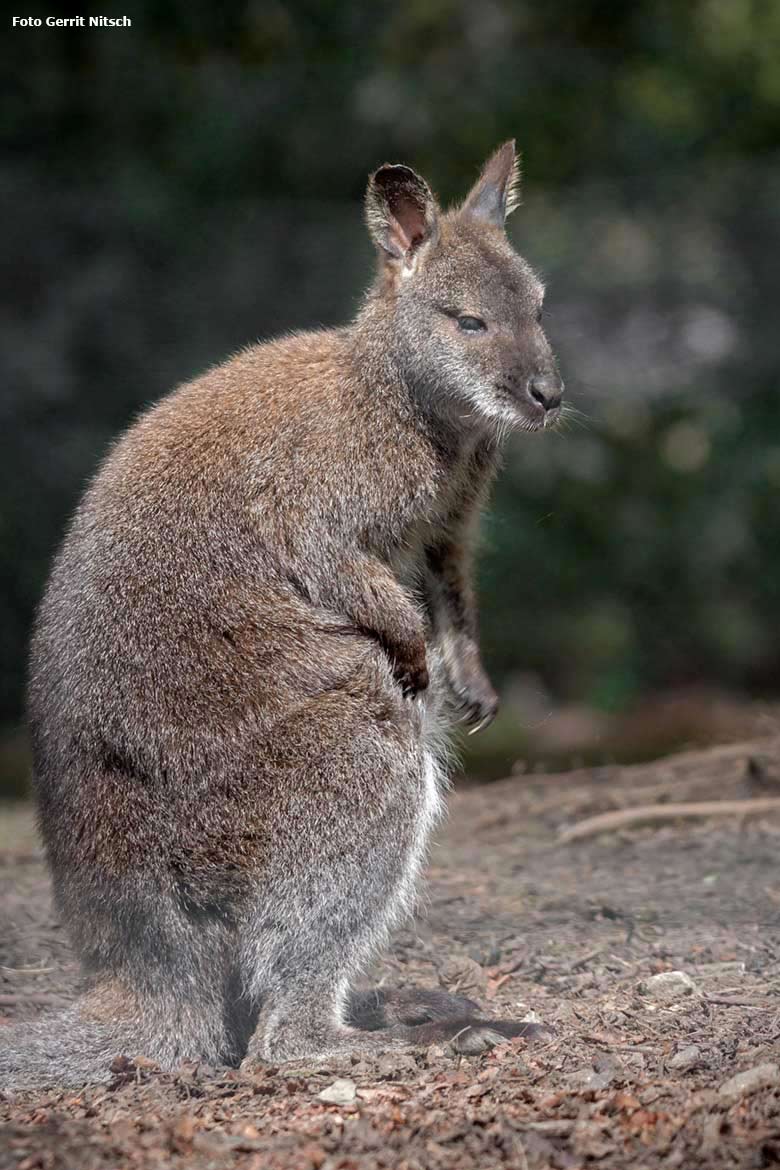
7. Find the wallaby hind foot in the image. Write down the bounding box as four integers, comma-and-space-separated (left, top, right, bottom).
0, 972, 249, 1092
244, 981, 550, 1067
0, 1004, 131, 1094
240, 730, 550, 1071
347, 986, 480, 1029
346, 986, 552, 1051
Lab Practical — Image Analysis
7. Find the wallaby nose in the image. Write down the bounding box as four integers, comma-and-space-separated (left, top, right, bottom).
528, 374, 563, 412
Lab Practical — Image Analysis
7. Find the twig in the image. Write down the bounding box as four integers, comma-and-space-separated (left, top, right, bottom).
0, 966, 56, 975
705, 996, 774, 1008
0, 993, 63, 1005
517, 1120, 575, 1137
558, 798, 780, 844
566, 946, 605, 972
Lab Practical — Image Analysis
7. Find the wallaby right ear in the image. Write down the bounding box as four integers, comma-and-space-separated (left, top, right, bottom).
365, 164, 439, 273
461, 141, 521, 229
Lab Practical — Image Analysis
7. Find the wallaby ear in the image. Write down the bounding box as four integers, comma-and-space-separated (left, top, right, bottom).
365, 164, 439, 271
461, 140, 521, 229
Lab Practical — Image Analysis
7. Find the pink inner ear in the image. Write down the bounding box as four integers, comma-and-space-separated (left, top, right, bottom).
392, 194, 427, 252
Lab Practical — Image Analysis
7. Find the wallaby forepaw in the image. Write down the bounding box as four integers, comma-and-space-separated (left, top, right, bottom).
444, 650, 499, 733
391, 637, 429, 696
453, 682, 499, 734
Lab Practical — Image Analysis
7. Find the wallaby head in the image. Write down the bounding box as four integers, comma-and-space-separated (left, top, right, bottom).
364, 140, 563, 434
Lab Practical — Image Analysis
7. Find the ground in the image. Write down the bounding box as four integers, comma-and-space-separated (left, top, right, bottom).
2, 737, 780, 1169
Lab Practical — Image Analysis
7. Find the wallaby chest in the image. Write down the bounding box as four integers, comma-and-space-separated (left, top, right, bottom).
389, 434, 486, 595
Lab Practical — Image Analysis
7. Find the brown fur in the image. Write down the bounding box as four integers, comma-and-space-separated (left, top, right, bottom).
1, 142, 562, 1090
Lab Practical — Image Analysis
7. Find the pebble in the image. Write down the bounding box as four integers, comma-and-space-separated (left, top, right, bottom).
437, 954, 488, 999
374, 1052, 419, 1079
718, 1063, 778, 1104
426, 1043, 456, 1065
317, 1078, 357, 1105
637, 971, 700, 1002
668, 1044, 700, 1071
567, 1065, 616, 1091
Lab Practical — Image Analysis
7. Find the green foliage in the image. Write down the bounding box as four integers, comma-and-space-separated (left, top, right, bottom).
7, 1, 780, 196
482, 381, 780, 709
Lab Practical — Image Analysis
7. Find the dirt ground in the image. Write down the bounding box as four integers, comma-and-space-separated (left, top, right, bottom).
2, 737, 780, 1169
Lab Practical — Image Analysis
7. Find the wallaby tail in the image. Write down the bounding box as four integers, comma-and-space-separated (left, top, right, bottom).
0, 978, 242, 1092
0, 1003, 136, 1092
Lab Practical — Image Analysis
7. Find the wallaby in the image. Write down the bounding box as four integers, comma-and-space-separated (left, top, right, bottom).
1, 141, 563, 1091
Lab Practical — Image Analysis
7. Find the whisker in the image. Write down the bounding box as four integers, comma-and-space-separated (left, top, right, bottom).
558, 403, 595, 432
560, 402, 593, 421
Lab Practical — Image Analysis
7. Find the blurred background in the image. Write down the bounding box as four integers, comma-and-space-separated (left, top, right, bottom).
2, 1, 780, 792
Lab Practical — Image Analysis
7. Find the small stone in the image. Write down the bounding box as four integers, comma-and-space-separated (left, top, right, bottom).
568, 1053, 621, 1091
374, 1051, 419, 1079
668, 1045, 700, 1071
437, 955, 488, 999
718, 1063, 778, 1104
425, 1043, 454, 1065
637, 971, 700, 1002
568, 1065, 615, 1091
317, 1078, 357, 1105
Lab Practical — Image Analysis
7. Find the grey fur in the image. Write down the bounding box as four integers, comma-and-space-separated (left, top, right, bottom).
1, 142, 562, 1090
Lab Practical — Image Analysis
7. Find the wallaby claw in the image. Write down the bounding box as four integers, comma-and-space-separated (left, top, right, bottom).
467, 710, 495, 736
450, 1018, 554, 1055
453, 688, 499, 734
450, 1024, 509, 1055
397, 664, 429, 697
445, 652, 499, 732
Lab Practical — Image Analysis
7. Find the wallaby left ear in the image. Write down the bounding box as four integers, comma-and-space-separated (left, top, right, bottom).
461, 140, 521, 229
365, 164, 440, 270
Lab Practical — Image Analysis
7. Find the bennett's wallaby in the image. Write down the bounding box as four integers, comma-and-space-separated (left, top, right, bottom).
1, 141, 563, 1090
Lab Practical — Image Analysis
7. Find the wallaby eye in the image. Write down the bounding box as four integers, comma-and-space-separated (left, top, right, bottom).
457, 315, 487, 333
536, 306, 544, 324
